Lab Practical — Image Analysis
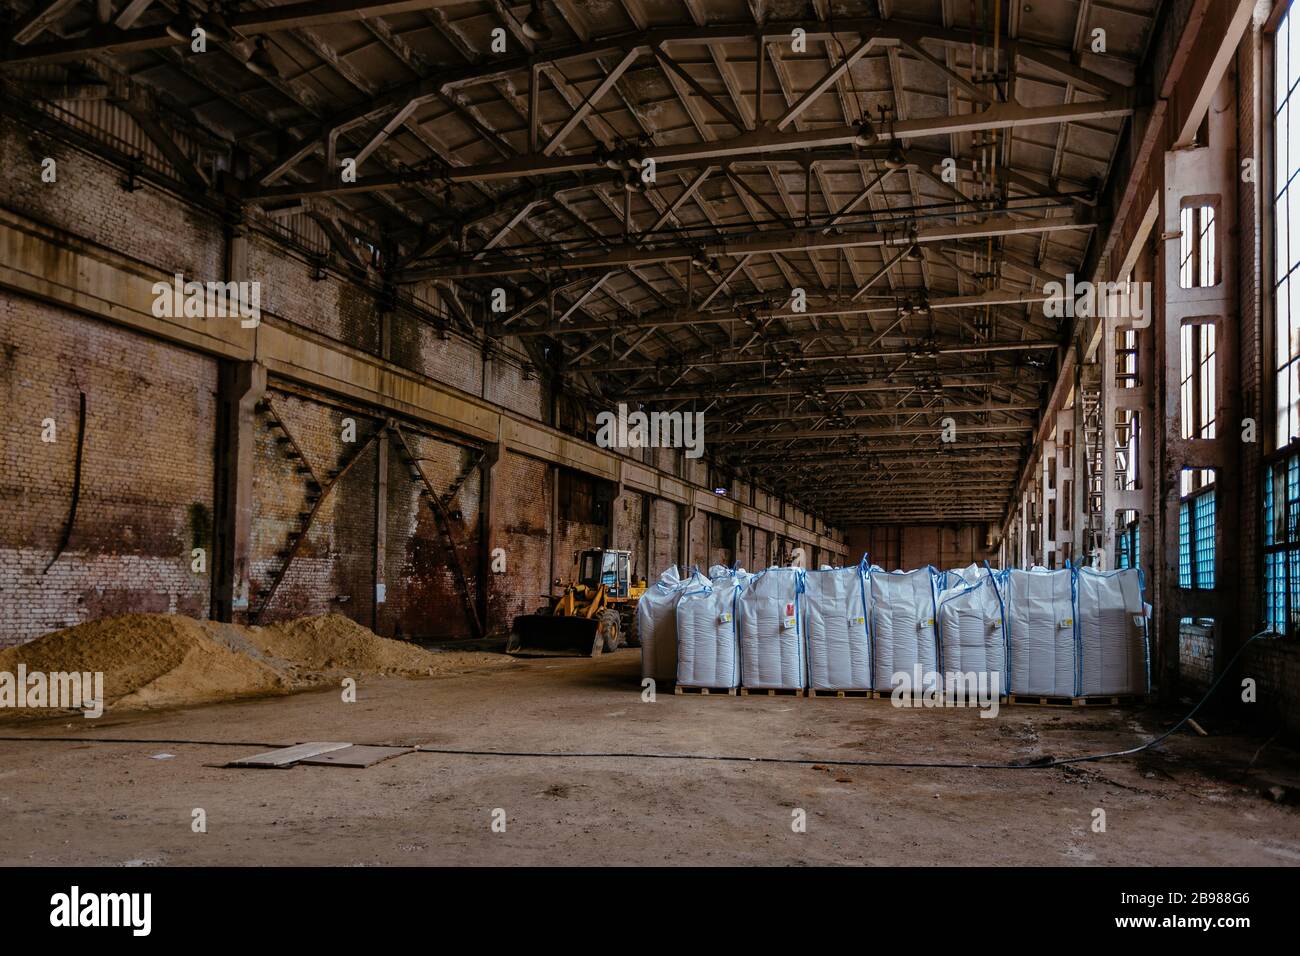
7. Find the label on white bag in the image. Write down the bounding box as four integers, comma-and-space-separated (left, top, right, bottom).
1058, 618, 1073, 629
851, 616, 865, 626
1132, 614, 1145, 628
785, 602, 795, 617
719, 612, 732, 624
782, 616, 796, 630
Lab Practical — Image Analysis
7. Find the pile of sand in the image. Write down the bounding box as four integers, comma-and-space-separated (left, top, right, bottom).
0, 613, 509, 718
245, 615, 445, 676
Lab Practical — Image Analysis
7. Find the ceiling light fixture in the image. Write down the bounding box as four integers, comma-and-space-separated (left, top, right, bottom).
522, 0, 551, 42
853, 119, 877, 147
883, 142, 907, 170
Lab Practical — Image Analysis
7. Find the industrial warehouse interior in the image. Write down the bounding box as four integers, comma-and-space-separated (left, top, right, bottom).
2, 0, 1300, 909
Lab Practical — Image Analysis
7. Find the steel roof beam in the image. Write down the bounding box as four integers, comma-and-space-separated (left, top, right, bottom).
249, 96, 1131, 203
399, 212, 1093, 280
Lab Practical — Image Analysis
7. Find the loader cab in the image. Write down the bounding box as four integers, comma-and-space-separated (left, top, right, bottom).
575, 548, 632, 598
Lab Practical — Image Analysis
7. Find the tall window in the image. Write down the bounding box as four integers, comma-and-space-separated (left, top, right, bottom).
1266, 4, 1300, 633
1180, 204, 1217, 288
1180, 320, 1217, 439
1276, 5, 1300, 447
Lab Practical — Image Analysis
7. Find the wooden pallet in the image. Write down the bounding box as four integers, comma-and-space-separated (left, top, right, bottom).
807, 688, 872, 698
1006, 694, 1076, 707
1071, 694, 1148, 707
1008, 693, 1148, 707
740, 687, 804, 697
674, 685, 737, 696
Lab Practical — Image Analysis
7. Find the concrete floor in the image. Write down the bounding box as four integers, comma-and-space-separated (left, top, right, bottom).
1, 650, 1298, 866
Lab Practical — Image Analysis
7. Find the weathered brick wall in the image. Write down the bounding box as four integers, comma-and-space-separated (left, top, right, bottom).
380, 429, 481, 641
248, 388, 378, 628
483, 345, 545, 420
650, 499, 678, 576
246, 237, 379, 353
491, 453, 552, 627
845, 524, 993, 570
0, 300, 215, 646
613, 490, 648, 580
1242, 638, 1300, 735
0, 120, 222, 286
688, 511, 707, 569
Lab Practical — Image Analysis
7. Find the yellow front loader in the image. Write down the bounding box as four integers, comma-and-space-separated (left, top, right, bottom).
506, 548, 647, 656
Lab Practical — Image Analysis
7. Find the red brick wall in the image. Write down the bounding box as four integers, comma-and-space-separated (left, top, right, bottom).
491, 453, 552, 626
380, 429, 481, 641
0, 301, 216, 646
248, 388, 379, 628
650, 499, 678, 576
0, 121, 221, 285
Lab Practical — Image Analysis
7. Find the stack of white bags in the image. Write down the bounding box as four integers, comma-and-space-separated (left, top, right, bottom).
640, 559, 1150, 698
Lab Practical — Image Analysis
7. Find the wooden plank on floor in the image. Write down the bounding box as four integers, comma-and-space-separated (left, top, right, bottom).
227, 741, 352, 768
298, 745, 413, 768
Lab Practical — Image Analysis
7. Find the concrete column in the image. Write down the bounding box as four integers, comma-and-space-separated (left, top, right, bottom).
373, 311, 392, 632
212, 360, 266, 621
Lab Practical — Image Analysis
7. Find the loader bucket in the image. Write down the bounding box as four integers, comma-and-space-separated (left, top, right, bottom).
505, 613, 603, 657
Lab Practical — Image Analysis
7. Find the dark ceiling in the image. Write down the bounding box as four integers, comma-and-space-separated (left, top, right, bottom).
0, 0, 1159, 526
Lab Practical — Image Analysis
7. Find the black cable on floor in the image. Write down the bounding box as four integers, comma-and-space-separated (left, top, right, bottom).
0, 633, 1267, 770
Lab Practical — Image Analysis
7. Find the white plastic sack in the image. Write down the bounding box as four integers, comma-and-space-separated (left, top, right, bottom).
738, 567, 806, 689
1076, 568, 1149, 696
870, 568, 940, 690
937, 572, 1007, 695
639, 566, 709, 683
1006, 567, 1076, 696
804, 564, 871, 690
708, 564, 731, 581
676, 582, 742, 688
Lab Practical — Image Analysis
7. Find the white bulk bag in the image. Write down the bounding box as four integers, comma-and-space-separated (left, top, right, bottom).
936, 571, 1007, 696
870, 567, 941, 691
738, 567, 806, 690
804, 563, 872, 691
946, 564, 985, 587
639, 566, 709, 683
1006, 567, 1077, 697
1076, 568, 1150, 696
676, 582, 742, 688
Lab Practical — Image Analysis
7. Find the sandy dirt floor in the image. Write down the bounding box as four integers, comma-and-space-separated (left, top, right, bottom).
1, 650, 1298, 866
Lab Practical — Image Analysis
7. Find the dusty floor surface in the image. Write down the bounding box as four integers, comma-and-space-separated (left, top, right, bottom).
1, 650, 1298, 866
